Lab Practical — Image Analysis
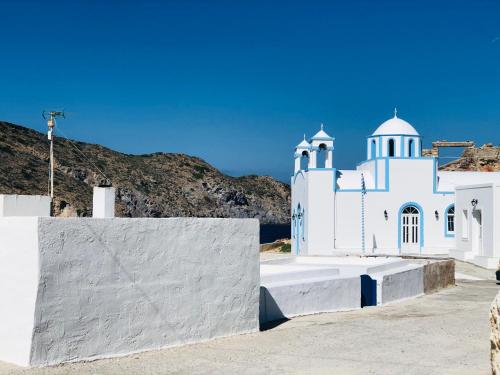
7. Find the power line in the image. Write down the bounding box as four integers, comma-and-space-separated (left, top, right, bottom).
55, 124, 112, 185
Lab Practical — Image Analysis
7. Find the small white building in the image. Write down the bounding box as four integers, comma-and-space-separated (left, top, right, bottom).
291, 112, 500, 268
450, 183, 500, 268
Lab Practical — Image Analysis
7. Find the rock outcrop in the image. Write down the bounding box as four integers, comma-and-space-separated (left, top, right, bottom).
426, 143, 500, 172
492, 290, 500, 374
0, 121, 290, 223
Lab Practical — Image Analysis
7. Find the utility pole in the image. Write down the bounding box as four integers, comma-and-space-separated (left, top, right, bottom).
43, 110, 65, 199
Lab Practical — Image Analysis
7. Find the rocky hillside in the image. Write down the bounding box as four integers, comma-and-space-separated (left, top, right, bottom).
439, 144, 500, 172
0, 121, 290, 223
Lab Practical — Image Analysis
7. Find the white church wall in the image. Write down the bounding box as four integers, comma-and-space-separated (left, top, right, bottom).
0, 194, 51, 217
334, 192, 362, 250
0, 217, 260, 367
380, 159, 454, 253
0, 217, 40, 366
337, 159, 454, 254
375, 159, 387, 189
306, 171, 335, 255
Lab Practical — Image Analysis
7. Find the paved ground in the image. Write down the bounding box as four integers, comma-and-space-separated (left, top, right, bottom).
1, 277, 498, 375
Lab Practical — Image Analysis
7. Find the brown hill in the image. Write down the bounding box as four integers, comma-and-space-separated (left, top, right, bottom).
0, 121, 290, 223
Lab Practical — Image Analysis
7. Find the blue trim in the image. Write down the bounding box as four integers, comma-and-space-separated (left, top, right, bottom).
397, 202, 425, 252
358, 156, 434, 165
293, 170, 305, 183
433, 158, 455, 195
295, 203, 302, 254
370, 139, 376, 159
367, 134, 422, 160
334, 156, 452, 196
338, 158, 389, 193
308, 168, 335, 171
444, 203, 455, 238
384, 157, 389, 189
301, 209, 305, 241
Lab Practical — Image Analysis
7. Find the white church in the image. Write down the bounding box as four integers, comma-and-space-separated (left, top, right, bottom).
291, 111, 500, 269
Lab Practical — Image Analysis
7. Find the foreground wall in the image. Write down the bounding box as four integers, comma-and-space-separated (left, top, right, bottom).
0, 217, 40, 366
0, 217, 260, 366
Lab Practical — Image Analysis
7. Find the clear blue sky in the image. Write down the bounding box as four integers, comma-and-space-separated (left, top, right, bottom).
1, 0, 499, 182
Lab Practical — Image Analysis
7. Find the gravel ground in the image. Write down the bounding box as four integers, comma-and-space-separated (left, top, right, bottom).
0, 278, 498, 375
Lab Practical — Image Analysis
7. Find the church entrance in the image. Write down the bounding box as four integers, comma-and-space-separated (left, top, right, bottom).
401, 205, 420, 252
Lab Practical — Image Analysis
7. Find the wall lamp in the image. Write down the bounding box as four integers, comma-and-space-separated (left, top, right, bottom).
384, 210, 388, 220
471, 199, 478, 208
434, 210, 439, 220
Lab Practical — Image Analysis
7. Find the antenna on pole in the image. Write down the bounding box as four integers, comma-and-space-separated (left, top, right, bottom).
42, 110, 65, 200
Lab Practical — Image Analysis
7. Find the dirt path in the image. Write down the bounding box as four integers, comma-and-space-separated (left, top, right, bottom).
1, 279, 498, 375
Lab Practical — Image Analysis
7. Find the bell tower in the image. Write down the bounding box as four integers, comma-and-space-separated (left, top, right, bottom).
310, 124, 334, 168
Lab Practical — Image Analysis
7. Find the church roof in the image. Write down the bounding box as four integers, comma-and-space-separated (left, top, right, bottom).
296, 136, 311, 149
311, 124, 334, 140
372, 110, 419, 136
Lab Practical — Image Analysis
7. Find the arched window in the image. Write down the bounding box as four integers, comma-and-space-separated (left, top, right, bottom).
300, 151, 309, 170
408, 139, 414, 157
446, 205, 455, 233
388, 139, 395, 157
317, 143, 327, 168
371, 139, 376, 159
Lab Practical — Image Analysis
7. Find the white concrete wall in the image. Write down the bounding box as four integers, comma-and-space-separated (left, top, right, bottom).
0, 217, 260, 366
377, 267, 424, 304
453, 184, 499, 268
0, 195, 51, 217
0, 218, 40, 366
306, 171, 335, 255
260, 276, 360, 323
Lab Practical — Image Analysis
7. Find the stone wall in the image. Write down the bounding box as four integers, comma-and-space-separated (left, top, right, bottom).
422, 259, 455, 293
492, 291, 500, 375
0, 217, 260, 367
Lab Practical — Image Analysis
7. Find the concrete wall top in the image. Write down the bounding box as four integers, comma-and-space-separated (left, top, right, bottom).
0, 195, 51, 217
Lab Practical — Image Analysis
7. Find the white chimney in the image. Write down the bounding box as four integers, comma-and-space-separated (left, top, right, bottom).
93, 187, 115, 218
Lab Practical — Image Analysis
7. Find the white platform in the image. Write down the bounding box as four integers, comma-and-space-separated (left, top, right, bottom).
260, 256, 426, 323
